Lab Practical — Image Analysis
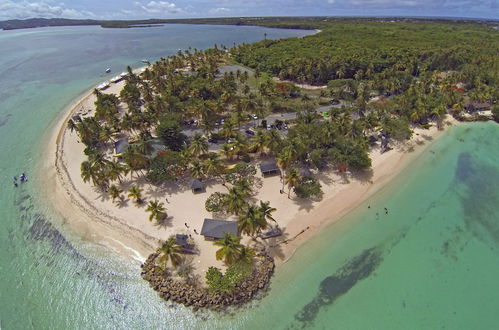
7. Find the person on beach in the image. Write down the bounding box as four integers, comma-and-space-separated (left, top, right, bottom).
184, 222, 189, 228
194, 229, 198, 234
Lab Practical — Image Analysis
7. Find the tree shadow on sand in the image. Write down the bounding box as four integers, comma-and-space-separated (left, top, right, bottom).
292, 196, 315, 213
265, 230, 292, 261
350, 168, 374, 185
116, 198, 130, 208
95, 187, 111, 202
154, 215, 174, 229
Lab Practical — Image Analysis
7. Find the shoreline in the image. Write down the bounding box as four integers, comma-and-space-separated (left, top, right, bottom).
39, 74, 460, 277
38, 74, 158, 264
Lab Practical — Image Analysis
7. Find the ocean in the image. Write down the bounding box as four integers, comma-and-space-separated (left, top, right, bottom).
1, 24, 498, 329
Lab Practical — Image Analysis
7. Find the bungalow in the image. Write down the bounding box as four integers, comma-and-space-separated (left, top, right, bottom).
175, 234, 198, 254
190, 179, 205, 193
200, 218, 239, 240
113, 138, 129, 157
260, 161, 280, 177
465, 101, 491, 113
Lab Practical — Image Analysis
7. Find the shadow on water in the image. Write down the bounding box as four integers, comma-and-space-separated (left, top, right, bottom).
454, 152, 499, 245
293, 246, 384, 328
15, 190, 133, 309
0, 113, 12, 127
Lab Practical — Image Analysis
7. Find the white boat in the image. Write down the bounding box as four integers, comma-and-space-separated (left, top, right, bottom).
141, 59, 150, 64
105, 68, 111, 73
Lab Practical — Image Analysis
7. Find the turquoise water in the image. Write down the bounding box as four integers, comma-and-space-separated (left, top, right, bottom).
1, 25, 499, 329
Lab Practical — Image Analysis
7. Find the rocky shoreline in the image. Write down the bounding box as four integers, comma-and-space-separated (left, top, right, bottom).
141, 251, 275, 311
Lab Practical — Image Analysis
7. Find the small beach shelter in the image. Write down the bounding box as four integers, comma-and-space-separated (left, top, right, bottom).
299, 168, 313, 178
113, 138, 129, 157
260, 226, 283, 239
190, 179, 205, 193
200, 219, 239, 240
260, 161, 280, 177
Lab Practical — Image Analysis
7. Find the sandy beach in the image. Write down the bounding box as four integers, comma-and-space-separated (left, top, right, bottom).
39, 76, 458, 279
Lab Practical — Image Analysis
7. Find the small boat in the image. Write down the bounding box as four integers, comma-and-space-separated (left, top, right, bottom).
96, 81, 110, 90
105, 68, 111, 73
141, 59, 150, 64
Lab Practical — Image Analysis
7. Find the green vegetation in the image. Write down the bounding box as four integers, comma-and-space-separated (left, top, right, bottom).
69, 19, 497, 293
493, 105, 499, 121
159, 236, 184, 268
146, 200, 167, 222
205, 260, 253, 294
294, 177, 323, 199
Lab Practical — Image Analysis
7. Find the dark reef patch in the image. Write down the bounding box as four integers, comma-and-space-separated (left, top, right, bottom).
15, 194, 130, 308
0, 113, 12, 127
454, 152, 499, 245
295, 246, 383, 327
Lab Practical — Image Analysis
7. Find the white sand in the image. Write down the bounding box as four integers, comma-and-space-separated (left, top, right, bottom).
39, 78, 458, 280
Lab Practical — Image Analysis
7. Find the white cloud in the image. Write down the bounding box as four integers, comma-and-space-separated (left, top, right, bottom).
0, 0, 95, 20
208, 7, 231, 14
133, 1, 184, 14
327, 0, 336, 4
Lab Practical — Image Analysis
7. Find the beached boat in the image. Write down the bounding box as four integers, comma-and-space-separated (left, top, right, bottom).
96, 81, 110, 90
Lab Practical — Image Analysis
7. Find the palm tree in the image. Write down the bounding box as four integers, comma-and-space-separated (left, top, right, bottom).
189, 160, 205, 179
67, 119, 77, 133
221, 143, 235, 160
238, 245, 255, 265
251, 129, 268, 155
146, 200, 167, 222
80, 160, 100, 186
259, 201, 277, 223
225, 187, 247, 215
234, 179, 253, 198
108, 184, 123, 203
284, 168, 301, 199
221, 120, 237, 140
276, 148, 294, 190
135, 135, 154, 155
189, 133, 209, 157
159, 237, 183, 268
203, 152, 223, 178
127, 186, 144, 204
106, 160, 125, 183
214, 233, 243, 265
238, 204, 268, 237
265, 129, 282, 156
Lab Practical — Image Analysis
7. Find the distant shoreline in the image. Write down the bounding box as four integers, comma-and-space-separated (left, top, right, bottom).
2, 16, 497, 31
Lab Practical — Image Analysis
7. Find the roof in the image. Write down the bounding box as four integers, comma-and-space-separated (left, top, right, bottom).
114, 138, 129, 155
260, 226, 283, 239
260, 161, 279, 174
300, 168, 313, 178
175, 234, 189, 247
465, 100, 491, 110
200, 219, 238, 239
191, 179, 204, 190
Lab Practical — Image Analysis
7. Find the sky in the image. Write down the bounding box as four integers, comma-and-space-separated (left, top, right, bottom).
0, 0, 497, 21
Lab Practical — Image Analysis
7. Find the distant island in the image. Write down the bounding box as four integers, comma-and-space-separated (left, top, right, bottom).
51, 18, 498, 310
1, 16, 498, 31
